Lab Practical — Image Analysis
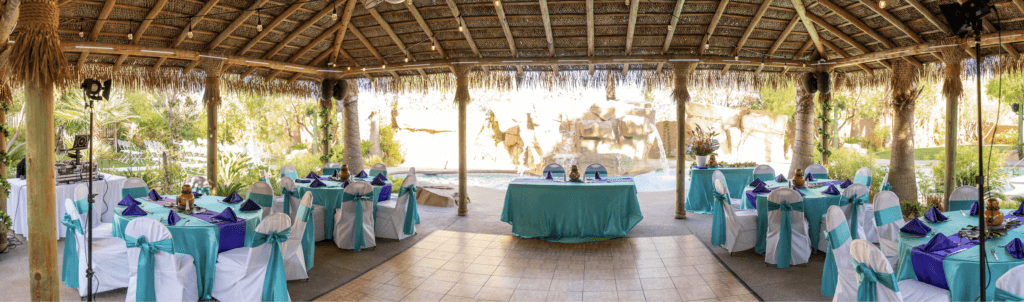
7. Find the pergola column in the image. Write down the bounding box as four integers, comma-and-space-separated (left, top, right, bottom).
890, 60, 921, 204
672, 62, 691, 219
12, 0, 69, 299
202, 58, 224, 193
453, 65, 470, 216
343, 80, 364, 173
938, 38, 967, 209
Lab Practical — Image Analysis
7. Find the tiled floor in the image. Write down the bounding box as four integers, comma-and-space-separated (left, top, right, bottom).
315, 230, 759, 302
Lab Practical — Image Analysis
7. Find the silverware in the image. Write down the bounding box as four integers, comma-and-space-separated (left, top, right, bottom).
182, 219, 190, 226
960, 210, 966, 216
992, 249, 1000, 261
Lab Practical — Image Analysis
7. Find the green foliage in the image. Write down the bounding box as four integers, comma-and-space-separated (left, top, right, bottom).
753, 82, 797, 119
290, 143, 308, 150
218, 152, 262, 190
813, 147, 887, 196
285, 152, 325, 176
361, 140, 374, 157
901, 200, 925, 218
873, 125, 891, 151
985, 73, 1024, 105
930, 146, 1009, 197
817, 96, 833, 161
215, 182, 249, 198
378, 125, 405, 166
318, 106, 335, 163
1003, 197, 1023, 210
116, 168, 164, 190
389, 175, 406, 187
0, 210, 11, 230
995, 129, 1017, 145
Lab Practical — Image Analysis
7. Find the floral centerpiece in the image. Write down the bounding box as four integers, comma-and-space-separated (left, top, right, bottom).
686, 125, 720, 168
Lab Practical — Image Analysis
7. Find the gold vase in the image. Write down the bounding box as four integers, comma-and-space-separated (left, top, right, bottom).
569, 165, 581, 182
178, 184, 195, 210
338, 165, 350, 181
792, 169, 806, 187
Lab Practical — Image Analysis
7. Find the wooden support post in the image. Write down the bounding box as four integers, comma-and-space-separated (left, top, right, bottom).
937, 39, 967, 209
202, 58, 224, 194
672, 62, 691, 219
343, 81, 364, 173
606, 72, 615, 101
453, 65, 470, 216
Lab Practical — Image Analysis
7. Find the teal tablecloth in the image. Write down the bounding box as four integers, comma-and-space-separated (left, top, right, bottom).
500, 177, 643, 243
295, 178, 391, 240
747, 180, 842, 255
895, 210, 1024, 301
111, 195, 263, 300
686, 167, 755, 214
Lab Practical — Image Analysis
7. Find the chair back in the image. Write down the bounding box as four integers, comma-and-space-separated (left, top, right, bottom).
344, 181, 374, 196
805, 164, 829, 179
124, 218, 177, 272
823, 205, 858, 298
247, 181, 275, 209
245, 214, 292, 275
752, 165, 775, 182
842, 183, 869, 199
872, 191, 905, 258
369, 163, 388, 179
325, 162, 342, 168
713, 179, 740, 225
63, 198, 88, 252
765, 187, 810, 268
948, 185, 979, 211
286, 192, 314, 255
280, 177, 298, 217
850, 240, 903, 302
61, 198, 89, 290
323, 162, 342, 176
841, 183, 870, 240
123, 177, 150, 199
280, 165, 298, 181
543, 163, 566, 178
583, 163, 608, 179
182, 176, 210, 189
997, 265, 1024, 300
398, 168, 418, 206
854, 167, 873, 186
712, 170, 728, 193
124, 218, 180, 302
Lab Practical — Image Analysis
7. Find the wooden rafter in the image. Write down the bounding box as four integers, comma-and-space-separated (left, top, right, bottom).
820, 39, 873, 74
261, 20, 348, 79
903, 0, 952, 36
625, 0, 640, 55
347, 24, 399, 78
662, 0, 686, 54
858, 0, 923, 44
328, 0, 359, 67
65, 41, 321, 74
587, 0, 594, 56
261, 1, 340, 61
539, 0, 555, 56
78, 0, 118, 70
788, 0, 826, 56
495, 2, 518, 56
622, 64, 629, 75
130, 0, 168, 45
171, 0, 220, 49
691, 0, 730, 72
756, 16, 799, 73
236, 1, 306, 56
366, 1, 413, 62
206, 0, 269, 52
835, 30, 1024, 66
722, 0, 771, 72
405, 1, 445, 59
813, 0, 923, 70
446, 0, 483, 58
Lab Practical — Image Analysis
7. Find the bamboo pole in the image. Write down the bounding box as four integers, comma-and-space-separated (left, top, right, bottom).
672, 62, 690, 219
202, 58, 224, 194
453, 65, 469, 216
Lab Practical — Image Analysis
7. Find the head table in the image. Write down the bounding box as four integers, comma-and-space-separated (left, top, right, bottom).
112, 194, 263, 300
745, 179, 846, 255
895, 209, 1024, 302
685, 167, 756, 214
292, 176, 392, 240
500, 177, 643, 243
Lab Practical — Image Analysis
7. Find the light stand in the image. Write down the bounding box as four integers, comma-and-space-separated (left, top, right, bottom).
80, 79, 110, 302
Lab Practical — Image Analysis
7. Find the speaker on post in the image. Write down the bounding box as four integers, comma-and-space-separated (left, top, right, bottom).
816, 72, 831, 94
332, 80, 347, 100
802, 73, 818, 94
321, 79, 335, 101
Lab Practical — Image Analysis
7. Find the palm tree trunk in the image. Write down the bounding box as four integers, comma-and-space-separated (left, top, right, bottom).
343, 81, 364, 173
789, 77, 816, 178
890, 60, 920, 204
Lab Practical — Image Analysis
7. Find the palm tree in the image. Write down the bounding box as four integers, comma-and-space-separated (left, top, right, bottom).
788, 73, 816, 178
342, 81, 364, 173
889, 60, 921, 204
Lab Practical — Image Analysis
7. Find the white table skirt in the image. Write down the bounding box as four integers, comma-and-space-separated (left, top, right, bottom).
6, 173, 127, 238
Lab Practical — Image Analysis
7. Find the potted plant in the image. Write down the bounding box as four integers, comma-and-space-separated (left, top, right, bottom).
686, 125, 720, 168
0, 210, 10, 253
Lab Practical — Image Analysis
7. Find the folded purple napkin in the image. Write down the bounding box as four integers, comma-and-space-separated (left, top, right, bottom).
306, 171, 320, 179
295, 179, 312, 183
121, 203, 146, 216
341, 180, 352, 187
839, 179, 853, 189
332, 169, 340, 177
356, 171, 368, 178
924, 206, 947, 223
970, 202, 980, 216
752, 183, 770, 194
805, 173, 814, 181
1007, 238, 1024, 259
118, 195, 141, 206
239, 199, 262, 211
1015, 202, 1024, 216
822, 185, 840, 195
310, 178, 327, 188
900, 218, 932, 235
371, 174, 387, 186
923, 233, 958, 252
148, 189, 163, 201
594, 171, 602, 180
192, 192, 203, 198
213, 207, 239, 222
222, 192, 243, 203
167, 211, 181, 225
545, 171, 553, 180
775, 174, 786, 183
795, 189, 806, 196
750, 178, 765, 187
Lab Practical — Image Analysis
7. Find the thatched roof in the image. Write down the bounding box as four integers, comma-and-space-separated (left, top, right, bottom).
47, 0, 1024, 89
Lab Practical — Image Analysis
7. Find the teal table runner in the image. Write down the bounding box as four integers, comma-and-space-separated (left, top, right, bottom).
746, 180, 842, 255
895, 210, 1024, 302
500, 177, 643, 243
111, 195, 263, 300
295, 178, 391, 240
686, 167, 755, 214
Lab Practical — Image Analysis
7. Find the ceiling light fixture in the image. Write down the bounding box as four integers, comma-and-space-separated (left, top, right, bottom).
332, 5, 338, 21
127, 21, 134, 41
188, 17, 194, 39
879, 0, 886, 8
256, 9, 263, 32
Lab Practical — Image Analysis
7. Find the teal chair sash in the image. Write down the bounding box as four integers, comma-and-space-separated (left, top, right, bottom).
710, 191, 727, 247
842, 195, 868, 240
280, 188, 297, 217
853, 261, 900, 302
249, 192, 275, 209
123, 187, 150, 199
125, 235, 175, 302
949, 199, 978, 212
881, 183, 892, 191
369, 169, 387, 179
73, 197, 90, 214
341, 192, 374, 251
996, 287, 1024, 302
811, 173, 829, 180
821, 223, 852, 297
753, 173, 775, 182
766, 201, 804, 268
251, 228, 291, 302
295, 205, 315, 271
281, 172, 298, 181
60, 213, 83, 289
322, 168, 340, 176
399, 185, 420, 235
192, 186, 211, 195
874, 206, 902, 227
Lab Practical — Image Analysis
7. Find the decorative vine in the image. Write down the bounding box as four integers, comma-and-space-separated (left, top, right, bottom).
816, 96, 833, 164
318, 105, 334, 163
0, 98, 9, 200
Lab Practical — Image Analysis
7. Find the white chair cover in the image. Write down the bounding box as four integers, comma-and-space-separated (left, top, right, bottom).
765, 187, 811, 268
997, 265, 1024, 300
123, 177, 150, 199
805, 164, 829, 179
849, 240, 950, 302
182, 176, 210, 194
712, 170, 744, 208
712, 179, 757, 253
213, 214, 293, 302
324, 162, 342, 168
72, 184, 113, 238
854, 167, 873, 186
248, 181, 277, 219
334, 182, 376, 251
543, 163, 566, 179
873, 191, 905, 265
881, 173, 891, 191
124, 218, 198, 302
583, 163, 608, 178
278, 177, 326, 242
948, 185, 979, 212
752, 165, 776, 181
284, 192, 314, 280
280, 165, 299, 181
368, 163, 388, 179
376, 168, 419, 240
61, 199, 129, 297
821, 206, 857, 300
840, 183, 877, 243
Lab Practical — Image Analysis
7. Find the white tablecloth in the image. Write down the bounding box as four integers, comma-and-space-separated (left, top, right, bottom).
5, 173, 127, 238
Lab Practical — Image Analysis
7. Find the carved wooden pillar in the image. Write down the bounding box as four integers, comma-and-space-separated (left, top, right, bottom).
453, 65, 470, 216
672, 62, 691, 219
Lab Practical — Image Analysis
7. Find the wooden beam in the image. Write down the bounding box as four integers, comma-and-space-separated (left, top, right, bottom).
366, 1, 413, 61
788, 0, 826, 55
820, 39, 874, 74
539, 0, 555, 55
79, 0, 118, 70
698, 0, 730, 56
803, 12, 870, 55
494, 1, 518, 56
625, 0, 640, 55
756, 16, 799, 73
131, 0, 169, 45
662, 0, 686, 54
64, 41, 322, 75
151, 57, 167, 72
406, 1, 446, 59
349, 24, 385, 63
903, 0, 952, 36
816, 0, 926, 69
260, 1, 340, 60
587, 0, 594, 56
206, 0, 270, 52
265, 21, 348, 80
795, 40, 814, 59
235, 1, 305, 56
171, 0, 220, 49
622, 64, 629, 76
446, 0, 483, 58
722, 0, 772, 72
858, 0, 923, 44
833, 29, 1024, 66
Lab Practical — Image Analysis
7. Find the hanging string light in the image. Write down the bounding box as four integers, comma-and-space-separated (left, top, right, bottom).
332, 5, 338, 21
256, 9, 263, 32
495, 0, 500, 5
127, 20, 134, 41
879, 0, 886, 8
404, 57, 409, 62
187, 17, 194, 39
432, 44, 437, 51
79, 20, 84, 38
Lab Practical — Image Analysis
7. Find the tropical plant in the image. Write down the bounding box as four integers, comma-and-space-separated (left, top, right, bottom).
685, 124, 719, 156
930, 146, 1008, 197
215, 182, 249, 199
813, 147, 887, 196
901, 200, 925, 219
0, 210, 11, 230
379, 125, 405, 166
217, 151, 259, 189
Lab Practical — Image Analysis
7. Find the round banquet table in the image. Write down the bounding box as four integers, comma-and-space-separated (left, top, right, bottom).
895, 209, 1024, 302
111, 194, 263, 300
744, 179, 844, 255
685, 167, 755, 214
500, 177, 643, 243
293, 177, 391, 240
6, 173, 127, 238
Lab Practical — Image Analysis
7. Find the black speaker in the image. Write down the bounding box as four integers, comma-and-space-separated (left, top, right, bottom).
321, 79, 335, 101
802, 73, 818, 94
1013, 103, 1020, 113
817, 72, 831, 94
332, 80, 347, 100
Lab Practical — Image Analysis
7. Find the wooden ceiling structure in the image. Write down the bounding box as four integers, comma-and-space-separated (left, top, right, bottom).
54, 0, 1024, 84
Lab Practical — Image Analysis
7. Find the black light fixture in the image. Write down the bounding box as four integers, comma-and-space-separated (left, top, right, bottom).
941, 0, 992, 38
1014, 103, 1021, 113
